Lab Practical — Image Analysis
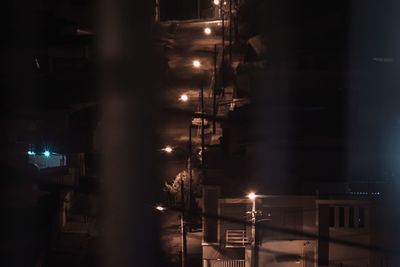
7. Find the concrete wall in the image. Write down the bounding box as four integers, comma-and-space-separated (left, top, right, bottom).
258, 240, 316, 267
219, 202, 248, 244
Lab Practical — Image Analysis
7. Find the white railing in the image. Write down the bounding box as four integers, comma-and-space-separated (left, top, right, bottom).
203, 259, 245, 267
226, 230, 248, 247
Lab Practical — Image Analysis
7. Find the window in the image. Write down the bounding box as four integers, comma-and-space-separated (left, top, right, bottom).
358, 208, 365, 228
329, 207, 335, 227
339, 207, 344, 227
349, 207, 354, 228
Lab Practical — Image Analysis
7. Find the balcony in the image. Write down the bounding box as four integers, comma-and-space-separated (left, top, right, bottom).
203, 259, 245, 267
225, 230, 248, 247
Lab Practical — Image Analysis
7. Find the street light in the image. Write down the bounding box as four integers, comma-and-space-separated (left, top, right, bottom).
248, 192, 256, 267
192, 60, 201, 68
213, 0, 220, 5
44, 150, 51, 157
204, 27, 212, 35
248, 192, 256, 200
179, 94, 189, 102
160, 143, 191, 267
154, 205, 186, 267
163, 146, 173, 153
155, 205, 165, 211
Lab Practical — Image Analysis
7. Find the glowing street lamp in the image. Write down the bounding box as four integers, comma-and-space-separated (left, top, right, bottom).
163, 146, 173, 153
154, 203, 186, 267
155, 205, 165, 211
179, 94, 189, 102
204, 27, 212, 35
192, 60, 201, 68
248, 192, 256, 267
248, 192, 256, 200
44, 150, 50, 157
27, 151, 36, 156
213, 0, 220, 5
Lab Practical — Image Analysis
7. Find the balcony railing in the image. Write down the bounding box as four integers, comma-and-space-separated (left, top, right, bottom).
203, 259, 245, 267
226, 230, 248, 247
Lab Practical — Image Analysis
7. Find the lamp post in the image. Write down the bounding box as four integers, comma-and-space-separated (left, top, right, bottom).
247, 192, 257, 267
162, 125, 194, 212
213, 44, 217, 134
155, 205, 187, 267
229, 0, 232, 63
213, 0, 224, 93
179, 177, 187, 267
190, 59, 206, 172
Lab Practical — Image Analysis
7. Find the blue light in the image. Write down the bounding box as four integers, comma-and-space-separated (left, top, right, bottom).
44, 151, 50, 157
27, 151, 36, 155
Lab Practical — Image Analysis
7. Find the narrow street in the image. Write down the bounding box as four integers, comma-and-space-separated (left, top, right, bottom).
155, 19, 224, 152
160, 209, 202, 267
155, 18, 225, 267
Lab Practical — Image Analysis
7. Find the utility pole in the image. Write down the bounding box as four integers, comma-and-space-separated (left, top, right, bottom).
251, 197, 256, 267
229, 0, 232, 63
213, 44, 217, 134
234, 0, 239, 43
220, 4, 225, 96
188, 124, 193, 212
180, 176, 187, 267
201, 81, 205, 169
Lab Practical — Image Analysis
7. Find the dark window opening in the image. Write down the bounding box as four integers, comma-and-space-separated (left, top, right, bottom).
329, 207, 335, 227
339, 207, 344, 227
358, 208, 365, 228
349, 207, 354, 228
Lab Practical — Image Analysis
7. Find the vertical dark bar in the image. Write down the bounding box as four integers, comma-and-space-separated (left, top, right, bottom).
213, 44, 217, 134
202, 187, 219, 242
197, 0, 201, 19
318, 205, 330, 266
229, 0, 232, 63
188, 124, 193, 211
234, 0, 239, 43
180, 177, 187, 267
98, 0, 160, 266
221, 4, 225, 96
201, 82, 205, 168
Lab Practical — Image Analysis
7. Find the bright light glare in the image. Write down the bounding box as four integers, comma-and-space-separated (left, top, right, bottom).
204, 27, 212, 35
44, 151, 50, 157
180, 94, 188, 101
156, 206, 165, 211
193, 60, 201, 68
27, 151, 36, 155
248, 192, 256, 200
213, 0, 220, 5
163, 146, 173, 153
